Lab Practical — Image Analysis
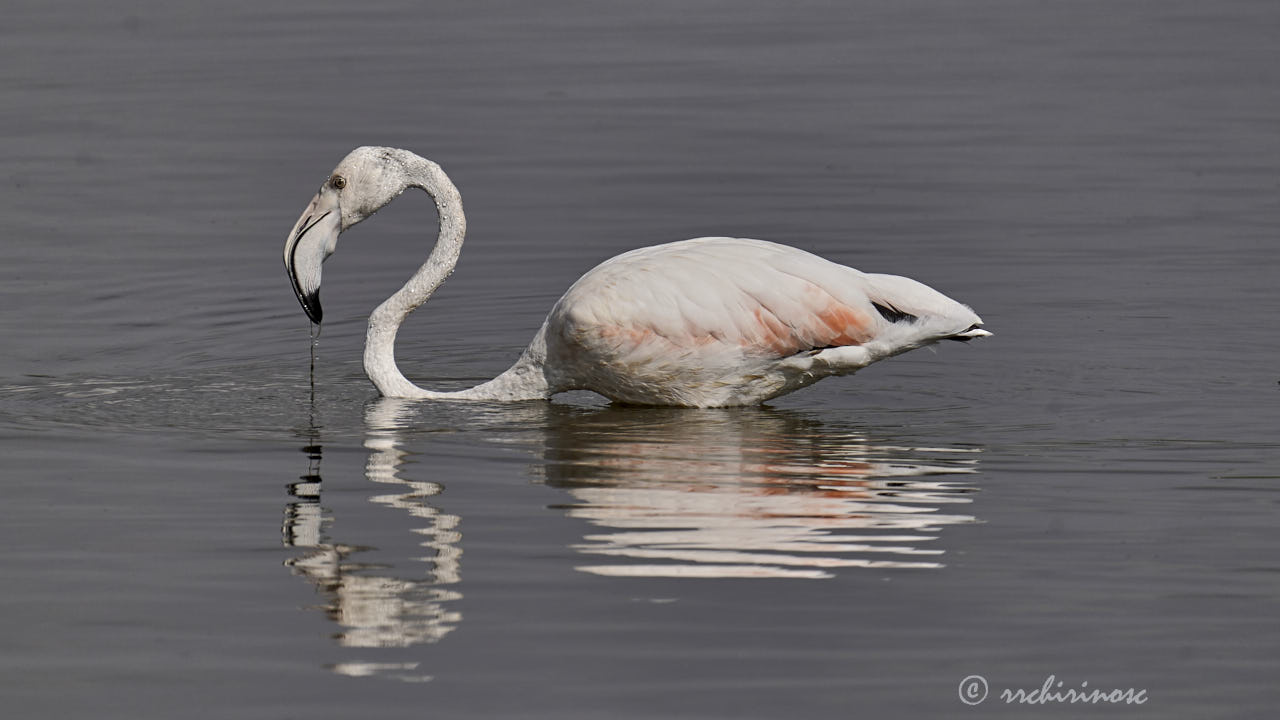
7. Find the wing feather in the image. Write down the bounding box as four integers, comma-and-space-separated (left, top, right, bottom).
552, 238, 877, 362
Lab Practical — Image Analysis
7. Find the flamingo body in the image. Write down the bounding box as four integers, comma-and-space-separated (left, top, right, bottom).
541, 236, 983, 405
283, 147, 989, 407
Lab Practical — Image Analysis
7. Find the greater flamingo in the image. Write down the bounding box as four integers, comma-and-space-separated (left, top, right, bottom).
283, 146, 989, 407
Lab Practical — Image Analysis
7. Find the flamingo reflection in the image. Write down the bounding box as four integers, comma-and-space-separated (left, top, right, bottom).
281, 400, 462, 680
282, 399, 982, 677
533, 407, 980, 579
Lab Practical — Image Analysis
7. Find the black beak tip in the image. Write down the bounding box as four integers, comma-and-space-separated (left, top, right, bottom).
301, 291, 323, 325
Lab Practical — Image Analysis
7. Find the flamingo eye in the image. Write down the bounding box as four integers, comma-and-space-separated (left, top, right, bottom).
330, 174, 347, 190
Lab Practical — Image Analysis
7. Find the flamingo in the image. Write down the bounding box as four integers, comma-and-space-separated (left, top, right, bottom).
283, 146, 989, 407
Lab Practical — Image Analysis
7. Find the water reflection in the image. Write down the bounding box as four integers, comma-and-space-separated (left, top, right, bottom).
282, 398, 982, 676
281, 400, 461, 681
534, 407, 981, 579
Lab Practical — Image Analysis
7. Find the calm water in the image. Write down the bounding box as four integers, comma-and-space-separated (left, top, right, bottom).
2, 0, 1278, 717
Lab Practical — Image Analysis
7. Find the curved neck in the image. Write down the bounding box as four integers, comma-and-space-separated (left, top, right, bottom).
362, 159, 550, 401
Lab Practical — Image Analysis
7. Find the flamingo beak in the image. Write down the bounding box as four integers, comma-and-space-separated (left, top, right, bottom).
283, 189, 342, 324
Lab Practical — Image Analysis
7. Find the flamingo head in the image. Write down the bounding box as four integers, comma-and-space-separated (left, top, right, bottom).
282, 146, 418, 324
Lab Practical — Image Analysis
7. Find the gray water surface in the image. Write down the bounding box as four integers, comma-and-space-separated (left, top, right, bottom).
2, 1, 1278, 717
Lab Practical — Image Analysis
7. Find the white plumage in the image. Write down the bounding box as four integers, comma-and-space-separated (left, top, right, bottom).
283, 147, 989, 407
